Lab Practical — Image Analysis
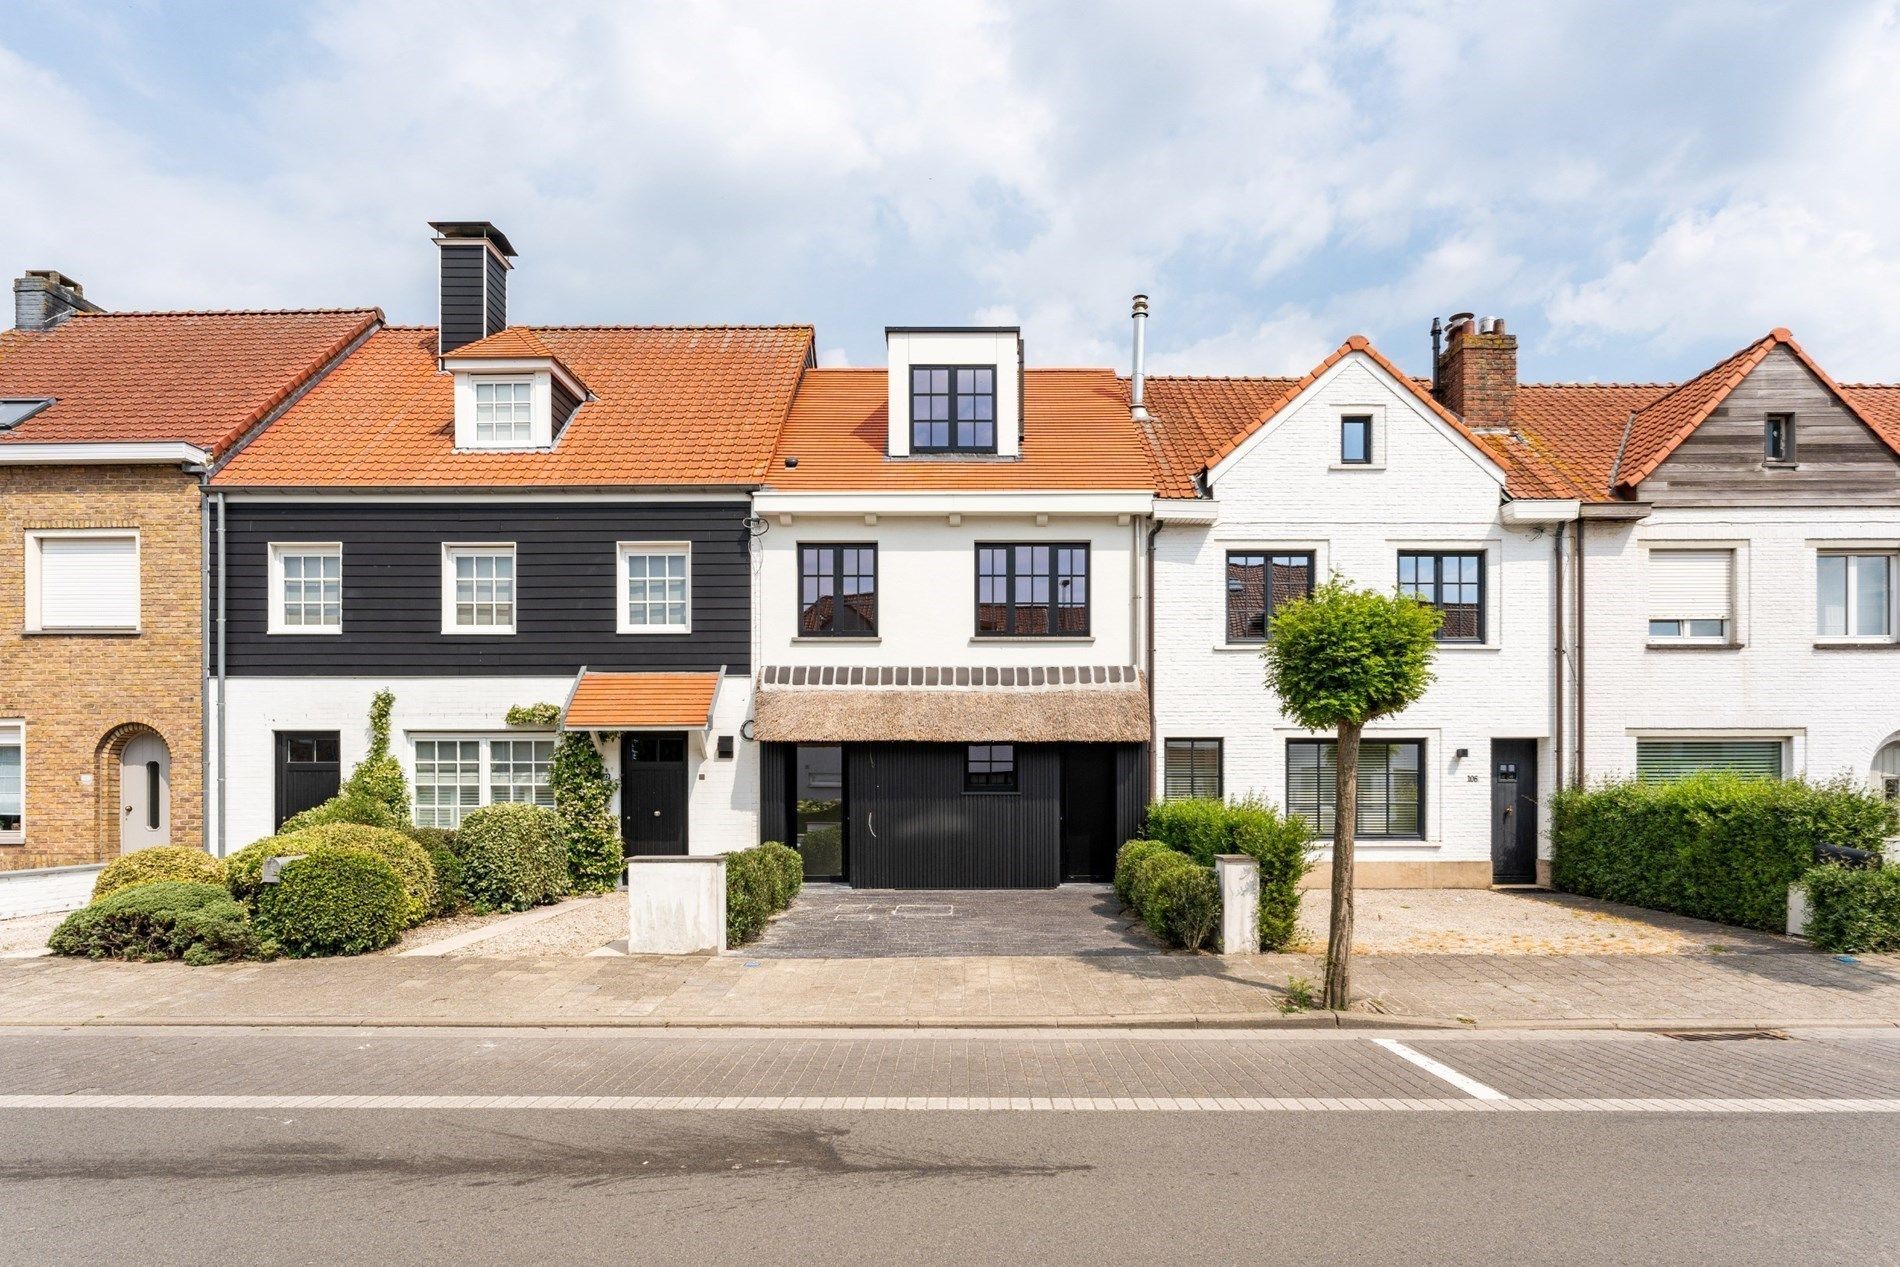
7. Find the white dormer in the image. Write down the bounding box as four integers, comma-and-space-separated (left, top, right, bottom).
885, 327, 1022, 459
441, 329, 588, 452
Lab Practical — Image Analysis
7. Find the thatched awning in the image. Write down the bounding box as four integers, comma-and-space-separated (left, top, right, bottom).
754, 664, 1148, 744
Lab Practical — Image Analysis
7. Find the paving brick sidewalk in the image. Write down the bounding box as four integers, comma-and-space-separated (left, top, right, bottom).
4, 945, 1899, 1028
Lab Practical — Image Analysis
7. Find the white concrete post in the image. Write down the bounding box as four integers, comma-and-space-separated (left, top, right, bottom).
1786, 882, 1810, 939
626, 855, 728, 954
1216, 855, 1259, 955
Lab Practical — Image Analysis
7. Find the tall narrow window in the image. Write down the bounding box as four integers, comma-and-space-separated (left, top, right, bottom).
618, 543, 690, 633
1817, 553, 1893, 640
975, 543, 1089, 636
473, 380, 534, 446
1340, 414, 1373, 464
1226, 551, 1314, 642
270, 543, 342, 634
1286, 739, 1424, 838
0, 723, 21, 842
443, 545, 516, 634
1398, 551, 1484, 642
964, 744, 1017, 792
911, 365, 996, 452
1163, 739, 1223, 799
1764, 413, 1794, 463
798, 544, 878, 636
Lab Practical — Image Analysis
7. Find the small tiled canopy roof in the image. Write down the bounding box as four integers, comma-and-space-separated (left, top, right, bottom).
0, 309, 379, 454
753, 664, 1149, 743
563, 671, 721, 730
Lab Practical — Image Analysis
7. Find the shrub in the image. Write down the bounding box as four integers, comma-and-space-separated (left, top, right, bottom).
423, 843, 467, 917
725, 843, 805, 946
255, 851, 406, 957
402, 825, 458, 855
1115, 839, 1176, 906
1553, 773, 1896, 932
458, 802, 569, 912
281, 790, 408, 835
225, 824, 434, 927
283, 689, 414, 833
1801, 864, 1900, 954
49, 881, 264, 965
1143, 797, 1313, 951
1143, 800, 1232, 865
1131, 849, 1220, 950
92, 846, 225, 901
552, 732, 621, 893
755, 841, 804, 909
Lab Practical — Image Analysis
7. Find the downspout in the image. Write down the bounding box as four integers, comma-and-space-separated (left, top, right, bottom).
215, 492, 228, 857
1145, 520, 1163, 796
1552, 519, 1565, 798
198, 474, 212, 855
1573, 516, 1586, 787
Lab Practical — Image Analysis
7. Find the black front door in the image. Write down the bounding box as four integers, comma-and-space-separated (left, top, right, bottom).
621, 732, 688, 855
1490, 739, 1539, 884
791, 745, 846, 881
275, 731, 340, 829
1060, 745, 1119, 882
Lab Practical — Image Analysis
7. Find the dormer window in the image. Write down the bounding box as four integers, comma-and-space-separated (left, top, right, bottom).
911, 366, 996, 452
474, 380, 533, 446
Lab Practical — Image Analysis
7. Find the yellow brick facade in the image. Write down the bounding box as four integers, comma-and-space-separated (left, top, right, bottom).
0, 464, 203, 870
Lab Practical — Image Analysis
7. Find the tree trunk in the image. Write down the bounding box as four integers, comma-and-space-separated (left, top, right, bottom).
1323, 721, 1361, 1010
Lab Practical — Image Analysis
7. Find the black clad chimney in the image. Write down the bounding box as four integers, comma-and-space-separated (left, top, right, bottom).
430, 222, 516, 355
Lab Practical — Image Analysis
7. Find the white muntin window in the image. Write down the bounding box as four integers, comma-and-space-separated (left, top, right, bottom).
473, 379, 534, 447
617, 542, 691, 634
1646, 548, 1734, 644
1817, 553, 1895, 642
268, 543, 343, 634
412, 734, 555, 829
0, 721, 22, 843
441, 544, 516, 635
23, 529, 140, 633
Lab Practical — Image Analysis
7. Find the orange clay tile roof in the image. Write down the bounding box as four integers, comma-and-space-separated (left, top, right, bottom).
762, 366, 1154, 491
444, 327, 556, 359
1503, 382, 1671, 501
564, 671, 721, 730
213, 324, 814, 487
0, 309, 379, 455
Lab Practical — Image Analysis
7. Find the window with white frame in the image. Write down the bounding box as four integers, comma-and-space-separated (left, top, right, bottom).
443, 545, 515, 634
269, 543, 342, 634
412, 735, 555, 828
26, 530, 139, 632
1647, 548, 1734, 642
473, 380, 533, 447
1817, 553, 1894, 641
617, 543, 690, 633
0, 722, 21, 842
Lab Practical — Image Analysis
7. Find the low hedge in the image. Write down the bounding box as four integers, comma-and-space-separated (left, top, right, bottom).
1144, 797, 1312, 950
422, 843, 468, 917
255, 850, 407, 957
1115, 840, 1174, 906
92, 846, 226, 901
1129, 848, 1220, 950
1801, 864, 1900, 954
49, 881, 265, 965
1553, 773, 1896, 932
458, 802, 569, 912
226, 824, 434, 927
281, 789, 411, 835
726, 842, 804, 946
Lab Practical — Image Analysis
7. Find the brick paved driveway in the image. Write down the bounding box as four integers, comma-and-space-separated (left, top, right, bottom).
748, 883, 1164, 958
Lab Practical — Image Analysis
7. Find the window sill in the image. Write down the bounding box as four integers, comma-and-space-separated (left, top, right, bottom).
1328, 462, 1385, 472
1763, 461, 1799, 470
1433, 642, 1498, 652
267, 628, 342, 637
22, 627, 140, 637
1814, 639, 1900, 650
1307, 839, 1436, 849
1213, 642, 1266, 653
1645, 641, 1741, 651
441, 629, 517, 638
970, 635, 1094, 644
617, 628, 693, 637
792, 635, 881, 643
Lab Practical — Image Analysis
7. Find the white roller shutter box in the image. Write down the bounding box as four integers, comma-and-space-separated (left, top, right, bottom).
36, 535, 139, 629
1647, 549, 1732, 621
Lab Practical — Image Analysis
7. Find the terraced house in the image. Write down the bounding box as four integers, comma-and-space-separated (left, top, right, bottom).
0, 273, 375, 871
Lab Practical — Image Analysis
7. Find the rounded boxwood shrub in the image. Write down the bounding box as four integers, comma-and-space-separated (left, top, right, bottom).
1146, 862, 1220, 950
255, 850, 406, 957
50, 881, 264, 965
226, 824, 433, 927
458, 802, 569, 912
280, 789, 409, 835
92, 846, 226, 901
1114, 839, 1174, 906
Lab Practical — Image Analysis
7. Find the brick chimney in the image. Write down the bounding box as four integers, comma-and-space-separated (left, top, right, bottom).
1434, 313, 1516, 430
13, 270, 102, 331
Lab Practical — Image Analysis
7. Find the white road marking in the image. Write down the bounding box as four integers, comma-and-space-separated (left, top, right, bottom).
1371, 1039, 1510, 1100
0, 1093, 1894, 1114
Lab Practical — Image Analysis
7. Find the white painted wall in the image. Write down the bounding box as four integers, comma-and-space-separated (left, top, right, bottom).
885, 329, 1022, 458
1152, 353, 1558, 872
756, 512, 1143, 668
1579, 505, 1900, 795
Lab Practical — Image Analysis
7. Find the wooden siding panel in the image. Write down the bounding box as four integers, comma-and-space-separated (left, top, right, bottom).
438, 244, 489, 354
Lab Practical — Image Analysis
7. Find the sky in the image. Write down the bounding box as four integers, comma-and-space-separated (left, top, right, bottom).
4, 0, 1899, 383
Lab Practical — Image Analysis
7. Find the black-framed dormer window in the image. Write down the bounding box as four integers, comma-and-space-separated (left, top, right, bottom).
1398, 550, 1484, 642
798, 544, 878, 637
975, 543, 1089, 636
965, 744, 1017, 792
912, 365, 996, 452
1765, 413, 1794, 463
1340, 414, 1373, 464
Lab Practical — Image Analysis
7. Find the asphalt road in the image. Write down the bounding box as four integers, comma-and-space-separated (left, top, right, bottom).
3, 1026, 1898, 1265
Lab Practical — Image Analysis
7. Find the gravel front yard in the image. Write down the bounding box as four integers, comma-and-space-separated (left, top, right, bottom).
0, 912, 63, 956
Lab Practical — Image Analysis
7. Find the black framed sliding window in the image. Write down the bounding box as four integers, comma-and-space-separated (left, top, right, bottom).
965, 744, 1017, 792
1163, 739, 1223, 800
975, 543, 1089, 636
1286, 739, 1424, 839
798, 544, 878, 637
1226, 551, 1314, 642
911, 365, 997, 452
1398, 551, 1485, 642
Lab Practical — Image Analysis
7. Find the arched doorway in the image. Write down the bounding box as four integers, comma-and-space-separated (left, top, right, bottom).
98, 725, 172, 854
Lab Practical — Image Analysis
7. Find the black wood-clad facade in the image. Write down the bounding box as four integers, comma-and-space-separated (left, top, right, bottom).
220, 500, 752, 676
438, 242, 502, 354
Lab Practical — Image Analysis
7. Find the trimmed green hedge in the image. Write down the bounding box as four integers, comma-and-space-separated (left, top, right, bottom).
457, 802, 569, 913
726, 841, 804, 946
92, 846, 225, 901
50, 881, 265, 965
256, 850, 407, 958
1553, 773, 1896, 932
1801, 864, 1900, 953
1127, 847, 1219, 949
226, 825, 434, 927
1144, 797, 1313, 950
1115, 840, 1173, 906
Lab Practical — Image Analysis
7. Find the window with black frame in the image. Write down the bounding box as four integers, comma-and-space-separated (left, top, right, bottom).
798, 544, 877, 636
975, 543, 1088, 636
911, 365, 997, 452
965, 744, 1017, 792
1398, 551, 1484, 641
1163, 739, 1223, 799
1286, 739, 1423, 838
1226, 551, 1314, 642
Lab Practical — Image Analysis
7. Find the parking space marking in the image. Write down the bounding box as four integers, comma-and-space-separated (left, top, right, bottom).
1372, 1039, 1509, 1100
